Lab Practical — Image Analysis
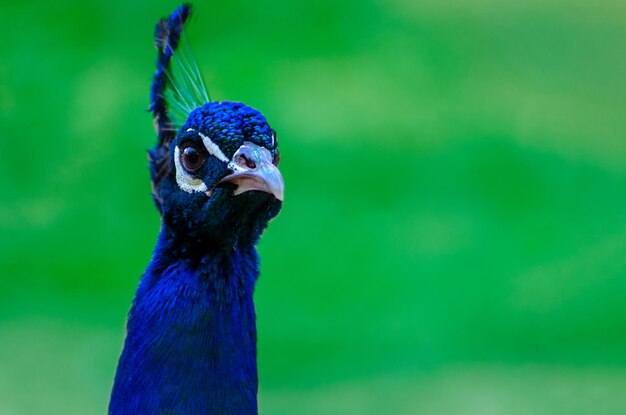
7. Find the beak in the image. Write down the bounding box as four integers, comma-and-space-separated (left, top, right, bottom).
218, 142, 284, 201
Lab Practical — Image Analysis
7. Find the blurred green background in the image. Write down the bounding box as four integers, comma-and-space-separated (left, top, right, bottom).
1, 0, 625, 413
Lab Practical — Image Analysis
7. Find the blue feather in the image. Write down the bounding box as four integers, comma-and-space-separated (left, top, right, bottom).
109, 6, 283, 414
109, 229, 260, 414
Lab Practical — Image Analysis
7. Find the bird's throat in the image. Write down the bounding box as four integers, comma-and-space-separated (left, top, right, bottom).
109, 227, 260, 415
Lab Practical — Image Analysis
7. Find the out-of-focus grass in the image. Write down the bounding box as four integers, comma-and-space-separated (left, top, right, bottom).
1, 0, 625, 414
261, 365, 626, 415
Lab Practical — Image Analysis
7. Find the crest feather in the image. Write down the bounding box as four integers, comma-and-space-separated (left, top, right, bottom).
148, 4, 210, 212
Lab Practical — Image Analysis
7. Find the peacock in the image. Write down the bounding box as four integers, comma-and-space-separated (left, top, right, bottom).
109, 4, 284, 414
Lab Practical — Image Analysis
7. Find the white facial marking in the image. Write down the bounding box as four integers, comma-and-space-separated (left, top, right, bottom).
228, 161, 246, 173
174, 146, 208, 193
198, 131, 229, 163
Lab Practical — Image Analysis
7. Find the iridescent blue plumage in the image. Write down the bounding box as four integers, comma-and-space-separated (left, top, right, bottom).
109, 232, 261, 414
109, 5, 283, 414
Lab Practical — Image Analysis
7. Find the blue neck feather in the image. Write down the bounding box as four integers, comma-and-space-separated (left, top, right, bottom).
109, 226, 260, 414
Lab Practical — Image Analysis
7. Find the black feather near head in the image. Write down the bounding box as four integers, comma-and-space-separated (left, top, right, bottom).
149, 3, 192, 212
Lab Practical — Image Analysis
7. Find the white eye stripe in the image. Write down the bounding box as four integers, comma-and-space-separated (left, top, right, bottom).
186, 128, 230, 163
173, 146, 207, 193
199, 132, 229, 163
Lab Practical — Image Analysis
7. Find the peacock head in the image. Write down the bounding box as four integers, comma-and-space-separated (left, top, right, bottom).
147, 5, 283, 249
151, 101, 283, 248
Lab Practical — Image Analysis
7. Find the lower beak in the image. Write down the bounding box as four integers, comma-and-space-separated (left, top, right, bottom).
218, 149, 284, 201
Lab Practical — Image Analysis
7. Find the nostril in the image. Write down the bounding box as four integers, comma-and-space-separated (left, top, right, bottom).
236, 154, 256, 169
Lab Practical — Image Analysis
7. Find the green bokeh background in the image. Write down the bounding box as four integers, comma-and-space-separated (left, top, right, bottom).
1, 0, 625, 413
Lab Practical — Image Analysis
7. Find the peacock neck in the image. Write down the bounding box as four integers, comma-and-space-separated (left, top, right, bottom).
109, 225, 260, 415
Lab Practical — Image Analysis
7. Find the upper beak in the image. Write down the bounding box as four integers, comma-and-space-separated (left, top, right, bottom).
218, 142, 284, 201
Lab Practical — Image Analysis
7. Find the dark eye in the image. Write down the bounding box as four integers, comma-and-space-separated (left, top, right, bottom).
181, 145, 206, 172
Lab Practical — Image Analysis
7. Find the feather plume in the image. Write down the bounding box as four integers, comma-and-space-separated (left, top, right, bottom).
148, 4, 210, 212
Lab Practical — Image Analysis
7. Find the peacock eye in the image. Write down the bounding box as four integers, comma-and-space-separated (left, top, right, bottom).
181, 145, 207, 172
